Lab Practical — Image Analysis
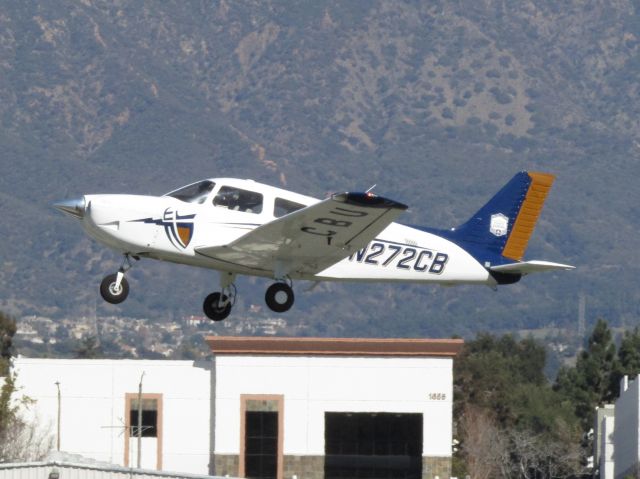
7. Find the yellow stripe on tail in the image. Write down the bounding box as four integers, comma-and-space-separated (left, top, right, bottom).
502, 172, 555, 261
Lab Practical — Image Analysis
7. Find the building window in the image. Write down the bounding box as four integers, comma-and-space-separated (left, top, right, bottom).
124, 393, 163, 470
129, 398, 158, 437
240, 395, 283, 479
245, 411, 278, 479
325, 412, 423, 479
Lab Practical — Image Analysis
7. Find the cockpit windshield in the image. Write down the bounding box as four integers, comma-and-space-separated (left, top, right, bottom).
165, 180, 215, 204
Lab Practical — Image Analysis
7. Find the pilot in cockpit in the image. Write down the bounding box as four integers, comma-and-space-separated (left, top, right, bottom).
214, 189, 241, 210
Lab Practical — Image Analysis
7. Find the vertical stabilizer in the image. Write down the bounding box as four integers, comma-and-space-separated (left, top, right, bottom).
445, 171, 555, 261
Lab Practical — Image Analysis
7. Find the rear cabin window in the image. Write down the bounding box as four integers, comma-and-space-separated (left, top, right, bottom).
213, 186, 263, 214
274, 198, 305, 218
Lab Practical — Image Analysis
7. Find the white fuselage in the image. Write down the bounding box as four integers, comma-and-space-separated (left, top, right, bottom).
79, 178, 492, 286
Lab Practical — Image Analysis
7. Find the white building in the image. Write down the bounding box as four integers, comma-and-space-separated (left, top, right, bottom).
613, 375, 640, 479
12, 336, 462, 479
594, 404, 615, 479
12, 358, 212, 473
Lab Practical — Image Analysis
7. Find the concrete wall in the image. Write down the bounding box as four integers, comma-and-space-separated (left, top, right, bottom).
213, 355, 453, 459
600, 415, 615, 479
614, 375, 640, 479
13, 358, 212, 475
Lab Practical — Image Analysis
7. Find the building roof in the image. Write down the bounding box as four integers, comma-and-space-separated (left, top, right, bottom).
206, 336, 464, 357
0, 452, 229, 479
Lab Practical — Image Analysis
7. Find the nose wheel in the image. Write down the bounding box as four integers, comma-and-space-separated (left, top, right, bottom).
265, 282, 294, 313
100, 255, 136, 304
100, 273, 130, 304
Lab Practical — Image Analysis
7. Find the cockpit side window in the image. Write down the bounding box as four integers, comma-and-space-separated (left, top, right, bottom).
213, 186, 263, 214
165, 180, 215, 204
274, 198, 305, 218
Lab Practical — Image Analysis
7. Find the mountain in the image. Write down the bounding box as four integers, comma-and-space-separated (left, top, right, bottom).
1, 0, 640, 338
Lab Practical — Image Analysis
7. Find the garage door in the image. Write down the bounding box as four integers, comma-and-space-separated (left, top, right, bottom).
325, 412, 422, 479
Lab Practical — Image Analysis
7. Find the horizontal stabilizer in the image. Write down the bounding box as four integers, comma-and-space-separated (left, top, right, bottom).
489, 260, 575, 275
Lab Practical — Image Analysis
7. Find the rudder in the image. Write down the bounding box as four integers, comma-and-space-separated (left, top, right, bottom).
501, 172, 555, 260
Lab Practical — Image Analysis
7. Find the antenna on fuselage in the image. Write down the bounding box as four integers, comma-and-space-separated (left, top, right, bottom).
365, 184, 377, 193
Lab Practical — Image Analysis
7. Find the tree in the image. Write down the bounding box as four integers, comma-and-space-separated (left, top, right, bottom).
554, 319, 619, 431
0, 374, 53, 461
73, 336, 103, 359
0, 311, 18, 432
454, 333, 582, 478
456, 405, 508, 479
455, 334, 547, 427
613, 327, 640, 394
0, 310, 54, 461
0, 311, 16, 376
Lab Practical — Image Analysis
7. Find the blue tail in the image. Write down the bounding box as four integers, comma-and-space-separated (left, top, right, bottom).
423, 171, 555, 265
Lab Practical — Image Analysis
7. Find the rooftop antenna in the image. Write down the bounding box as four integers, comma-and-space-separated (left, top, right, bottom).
365, 184, 377, 193
54, 381, 61, 451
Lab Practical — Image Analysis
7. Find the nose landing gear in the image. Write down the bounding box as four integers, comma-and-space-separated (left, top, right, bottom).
100, 272, 130, 304
100, 254, 137, 304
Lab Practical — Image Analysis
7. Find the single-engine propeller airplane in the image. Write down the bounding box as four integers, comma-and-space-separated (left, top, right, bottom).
54, 171, 573, 321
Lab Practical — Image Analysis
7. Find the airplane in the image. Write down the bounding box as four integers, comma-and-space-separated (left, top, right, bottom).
53, 171, 574, 321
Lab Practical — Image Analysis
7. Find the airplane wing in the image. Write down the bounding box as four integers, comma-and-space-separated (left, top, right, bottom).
489, 260, 575, 275
195, 192, 408, 276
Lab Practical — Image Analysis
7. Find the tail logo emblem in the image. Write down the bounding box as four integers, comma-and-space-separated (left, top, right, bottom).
490, 213, 508, 237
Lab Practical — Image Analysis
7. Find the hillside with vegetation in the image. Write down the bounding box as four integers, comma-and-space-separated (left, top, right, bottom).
1, 1, 640, 337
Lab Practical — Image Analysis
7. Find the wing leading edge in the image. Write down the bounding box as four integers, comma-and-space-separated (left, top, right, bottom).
195, 192, 408, 276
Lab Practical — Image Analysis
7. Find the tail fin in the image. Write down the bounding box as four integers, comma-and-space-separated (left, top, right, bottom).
450, 171, 555, 261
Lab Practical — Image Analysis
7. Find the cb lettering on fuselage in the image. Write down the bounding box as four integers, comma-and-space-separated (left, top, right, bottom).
348, 241, 448, 274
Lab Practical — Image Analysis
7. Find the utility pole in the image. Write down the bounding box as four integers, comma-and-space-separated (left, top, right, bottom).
137, 372, 145, 469
578, 292, 586, 347
54, 381, 61, 451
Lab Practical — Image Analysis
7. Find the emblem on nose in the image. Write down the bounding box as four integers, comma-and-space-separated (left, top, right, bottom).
163, 208, 195, 249
132, 208, 196, 250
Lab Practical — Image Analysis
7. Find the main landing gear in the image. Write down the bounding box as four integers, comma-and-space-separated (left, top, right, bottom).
265, 281, 294, 313
100, 254, 137, 304
203, 285, 236, 321
202, 274, 296, 321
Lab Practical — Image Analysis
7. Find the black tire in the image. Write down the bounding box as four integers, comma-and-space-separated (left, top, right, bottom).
203, 292, 232, 321
265, 283, 294, 313
100, 274, 130, 304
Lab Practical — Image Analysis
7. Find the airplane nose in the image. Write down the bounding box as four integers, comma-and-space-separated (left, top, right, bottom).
53, 197, 86, 219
